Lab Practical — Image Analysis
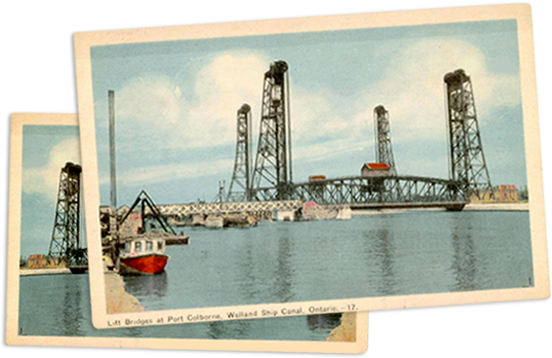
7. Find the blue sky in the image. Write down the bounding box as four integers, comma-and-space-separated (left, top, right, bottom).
20, 125, 81, 258
90, 19, 526, 206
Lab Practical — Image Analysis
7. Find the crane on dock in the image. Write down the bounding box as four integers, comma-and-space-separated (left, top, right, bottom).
101, 90, 189, 273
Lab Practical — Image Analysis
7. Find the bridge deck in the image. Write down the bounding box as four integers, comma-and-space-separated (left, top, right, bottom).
254, 174, 466, 204
156, 200, 303, 216
150, 175, 466, 216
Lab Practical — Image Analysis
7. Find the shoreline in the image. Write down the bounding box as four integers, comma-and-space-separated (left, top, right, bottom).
104, 271, 145, 313
326, 312, 357, 342
20, 266, 145, 313
20, 268, 71, 276
352, 201, 528, 215
464, 202, 529, 211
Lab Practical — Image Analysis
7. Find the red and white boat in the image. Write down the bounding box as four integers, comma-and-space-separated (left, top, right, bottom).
118, 235, 169, 275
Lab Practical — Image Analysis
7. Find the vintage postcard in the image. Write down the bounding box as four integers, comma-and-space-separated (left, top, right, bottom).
74, 4, 549, 329
5, 113, 368, 353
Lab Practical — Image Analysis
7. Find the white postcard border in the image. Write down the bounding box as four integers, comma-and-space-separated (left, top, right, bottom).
73, 4, 550, 330
6, 113, 368, 353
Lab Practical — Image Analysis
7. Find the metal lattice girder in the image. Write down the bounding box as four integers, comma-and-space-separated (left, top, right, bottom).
48, 162, 86, 266
288, 175, 466, 206
252, 61, 293, 200
153, 200, 303, 217
444, 69, 492, 195
374, 105, 397, 175
227, 104, 252, 202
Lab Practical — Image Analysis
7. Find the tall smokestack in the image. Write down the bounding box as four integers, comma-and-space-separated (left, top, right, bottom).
108, 90, 117, 211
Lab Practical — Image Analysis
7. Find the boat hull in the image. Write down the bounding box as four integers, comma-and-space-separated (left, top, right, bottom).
68, 265, 88, 274
119, 253, 169, 275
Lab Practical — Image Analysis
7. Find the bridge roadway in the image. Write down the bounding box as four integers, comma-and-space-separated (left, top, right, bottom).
154, 175, 468, 217
253, 174, 465, 203
155, 200, 303, 217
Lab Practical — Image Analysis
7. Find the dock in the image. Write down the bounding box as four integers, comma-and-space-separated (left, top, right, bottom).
20, 268, 72, 276
464, 202, 529, 211
104, 271, 145, 313
165, 235, 190, 246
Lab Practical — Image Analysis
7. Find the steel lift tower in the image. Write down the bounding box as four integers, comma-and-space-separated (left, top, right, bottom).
215, 65, 487, 210
444, 69, 492, 197
374, 105, 397, 175
48, 162, 87, 267
227, 103, 252, 201
252, 60, 293, 200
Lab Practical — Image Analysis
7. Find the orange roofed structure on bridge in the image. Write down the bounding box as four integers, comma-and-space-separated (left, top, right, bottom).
361, 163, 391, 178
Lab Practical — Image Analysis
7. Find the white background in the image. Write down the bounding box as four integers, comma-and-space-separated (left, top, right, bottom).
0, 0, 67, 109
0, 0, 552, 358
375, 334, 552, 358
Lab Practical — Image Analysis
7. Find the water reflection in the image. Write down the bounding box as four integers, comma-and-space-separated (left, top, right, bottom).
240, 245, 259, 302
306, 313, 342, 331
124, 212, 531, 309
237, 244, 261, 302
362, 225, 398, 296
272, 231, 295, 302
19, 275, 335, 341
61, 275, 84, 336
449, 218, 477, 291
207, 319, 249, 339
122, 325, 145, 338
123, 271, 169, 301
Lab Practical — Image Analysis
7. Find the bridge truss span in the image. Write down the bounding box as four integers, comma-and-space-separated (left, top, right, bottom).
154, 176, 467, 218
287, 175, 467, 209
216, 65, 488, 211
155, 200, 303, 217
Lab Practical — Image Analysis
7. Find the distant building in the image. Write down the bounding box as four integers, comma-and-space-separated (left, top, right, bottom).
361, 163, 390, 177
27, 254, 47, 268
470, 185, 518, 203
27, 254, 66, 269
99, 205, 135, 244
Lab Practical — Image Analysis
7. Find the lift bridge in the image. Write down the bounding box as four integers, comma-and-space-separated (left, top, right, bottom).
218, 62, 492, 213
48, 162, 88, 271
157, 63, 492, 218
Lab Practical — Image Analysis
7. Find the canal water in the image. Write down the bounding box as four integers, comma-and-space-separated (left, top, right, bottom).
123, 210, 533, 310
19, 274, 341, 339
18, 209, 533, 338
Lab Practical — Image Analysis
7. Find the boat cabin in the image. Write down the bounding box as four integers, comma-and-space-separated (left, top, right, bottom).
118, 236, 170, 275
122, 238, 166, 256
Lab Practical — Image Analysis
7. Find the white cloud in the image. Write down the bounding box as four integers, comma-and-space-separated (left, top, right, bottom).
99, 158, 234, 187
104, 51, 272, 151
287, 38, 522, 178
101, 50, 352, 159
293, 137, 366, 165
352, 38, 521, 142
259, 38, 520, 167
291, 86, 349, 142
187, 52, 270, 147
22, 138, 81, 200
99, 39, 521, 185
116, 75, 184, 126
